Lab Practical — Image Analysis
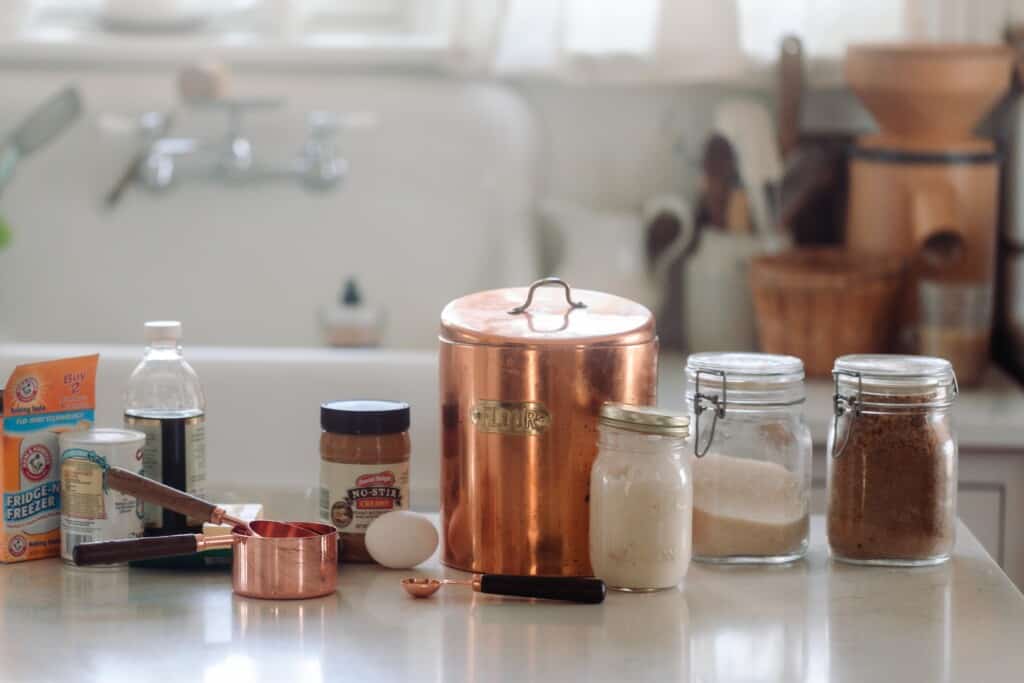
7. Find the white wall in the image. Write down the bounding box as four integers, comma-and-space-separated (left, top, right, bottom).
518, 83, 736, 211
0, 67, 537, 349
0, 63, 750, 350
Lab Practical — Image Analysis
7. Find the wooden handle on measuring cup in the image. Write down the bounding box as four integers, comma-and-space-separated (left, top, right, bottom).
106, 466, 217, 522
72, 534, 200, 565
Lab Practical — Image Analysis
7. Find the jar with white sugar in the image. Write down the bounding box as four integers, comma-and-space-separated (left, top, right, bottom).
687, 352, 811, 564
590, 404, 691, 592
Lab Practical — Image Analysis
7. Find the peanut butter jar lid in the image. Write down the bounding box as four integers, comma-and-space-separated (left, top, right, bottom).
440, 278, 655, 347
321, 400, 410, 434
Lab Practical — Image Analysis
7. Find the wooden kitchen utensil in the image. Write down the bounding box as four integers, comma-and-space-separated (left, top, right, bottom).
105, 466, 315, 537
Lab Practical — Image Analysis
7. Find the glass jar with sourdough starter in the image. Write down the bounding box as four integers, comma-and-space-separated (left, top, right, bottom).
827, 355, 958, 566
590, 404, 691, 592
686, 352, 811, 564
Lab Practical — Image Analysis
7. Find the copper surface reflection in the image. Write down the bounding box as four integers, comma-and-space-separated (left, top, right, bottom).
440, 281, 658, 576
234, 592, 335, 644
441, 341, 657, 576
440, 589, 689, 681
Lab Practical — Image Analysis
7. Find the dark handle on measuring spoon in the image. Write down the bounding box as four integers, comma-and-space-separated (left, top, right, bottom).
478, 575, 607, 604
73, 534, 199, 565
106, 466, 217, 522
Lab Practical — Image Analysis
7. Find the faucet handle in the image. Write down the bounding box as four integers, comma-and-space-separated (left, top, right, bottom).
307, 110, 340, 140
193, 96, 286, 113
192, 97, 286, 138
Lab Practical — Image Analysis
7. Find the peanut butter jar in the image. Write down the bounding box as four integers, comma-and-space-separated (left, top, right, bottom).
319, 400, 410, 563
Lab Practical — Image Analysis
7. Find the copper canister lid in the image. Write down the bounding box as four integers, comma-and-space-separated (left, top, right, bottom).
440, 277, 655, 347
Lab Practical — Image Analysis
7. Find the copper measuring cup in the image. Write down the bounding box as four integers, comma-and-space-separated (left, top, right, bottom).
74, 468, 338, 600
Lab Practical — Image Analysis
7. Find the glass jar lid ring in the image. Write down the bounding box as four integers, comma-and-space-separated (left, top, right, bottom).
830, 369, 960, 459
599, 403, 689, 436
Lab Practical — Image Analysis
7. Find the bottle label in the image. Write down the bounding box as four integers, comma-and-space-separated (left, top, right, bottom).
319, 460, 409, 534
60, 446, 145, 563
125, 415, 206, 528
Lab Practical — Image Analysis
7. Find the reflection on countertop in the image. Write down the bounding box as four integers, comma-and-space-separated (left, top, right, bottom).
0, 516, 1022, 682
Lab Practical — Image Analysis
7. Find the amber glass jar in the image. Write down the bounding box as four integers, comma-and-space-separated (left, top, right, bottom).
319, 400, 410, 563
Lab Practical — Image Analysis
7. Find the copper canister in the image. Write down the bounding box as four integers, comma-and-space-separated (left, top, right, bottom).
440, 278, 658, 576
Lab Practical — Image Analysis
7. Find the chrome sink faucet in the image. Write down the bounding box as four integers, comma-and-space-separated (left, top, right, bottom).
107, 98, 368, 205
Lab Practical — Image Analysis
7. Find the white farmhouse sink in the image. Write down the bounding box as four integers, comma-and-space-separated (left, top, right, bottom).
0, 344, 442, 508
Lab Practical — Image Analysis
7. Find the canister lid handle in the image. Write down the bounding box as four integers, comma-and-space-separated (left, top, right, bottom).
508, 277, 587, 315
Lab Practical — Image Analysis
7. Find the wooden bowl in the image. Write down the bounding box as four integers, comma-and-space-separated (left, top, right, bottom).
846, 43, 1013, 142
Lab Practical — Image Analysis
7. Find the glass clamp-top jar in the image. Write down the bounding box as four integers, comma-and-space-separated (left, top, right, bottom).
590, 403, 691, 592
827, 354, 959, 566
686, 352, 811, 564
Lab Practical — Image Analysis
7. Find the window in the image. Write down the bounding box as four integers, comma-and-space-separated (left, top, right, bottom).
2, 1, 1017, 80
737, 0, 908, 62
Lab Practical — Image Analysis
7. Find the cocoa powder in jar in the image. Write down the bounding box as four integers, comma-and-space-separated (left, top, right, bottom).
827, 392, 956, 562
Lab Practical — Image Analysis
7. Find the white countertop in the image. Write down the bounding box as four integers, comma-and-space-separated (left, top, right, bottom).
1, 515, 1022, 683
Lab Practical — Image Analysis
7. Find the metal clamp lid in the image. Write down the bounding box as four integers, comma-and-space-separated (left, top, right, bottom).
692, 369, 726, 457
508, 277, 587, 315
830, 370, 863, 459
830, 367, 960, 458
689, 364, 807, 458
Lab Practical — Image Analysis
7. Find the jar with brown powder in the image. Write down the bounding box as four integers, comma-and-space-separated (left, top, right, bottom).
827, 355, 958, 566
319, 400, 410, 563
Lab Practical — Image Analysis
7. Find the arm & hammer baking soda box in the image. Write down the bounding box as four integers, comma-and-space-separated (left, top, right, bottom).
1, 355, 98, 562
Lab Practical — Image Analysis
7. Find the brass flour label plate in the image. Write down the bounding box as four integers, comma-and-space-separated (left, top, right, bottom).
471, 401, 551, 436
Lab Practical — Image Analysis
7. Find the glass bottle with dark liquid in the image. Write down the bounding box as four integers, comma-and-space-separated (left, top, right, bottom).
124, 321, 207, 548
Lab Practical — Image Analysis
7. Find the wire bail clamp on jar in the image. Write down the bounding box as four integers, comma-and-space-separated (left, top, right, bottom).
831, 369, 863, 459
830, 365, 961, 459
693, 368, 727, 458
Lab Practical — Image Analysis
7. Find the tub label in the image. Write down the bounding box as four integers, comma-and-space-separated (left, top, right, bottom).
319, 461, 409, 534
471, 400, 551, 436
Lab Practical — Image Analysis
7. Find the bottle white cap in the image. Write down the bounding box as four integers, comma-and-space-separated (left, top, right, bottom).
144, 320, 182, 343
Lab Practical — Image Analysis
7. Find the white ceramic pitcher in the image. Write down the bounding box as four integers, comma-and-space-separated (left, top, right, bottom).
538, 199, 690, 313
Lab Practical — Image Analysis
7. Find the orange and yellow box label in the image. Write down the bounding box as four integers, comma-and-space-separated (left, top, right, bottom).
1, 355, 98, 562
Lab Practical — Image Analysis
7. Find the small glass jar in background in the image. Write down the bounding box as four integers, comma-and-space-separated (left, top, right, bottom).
686, 352, 811, 564
827, 354, 958, 566
916, 279, 992, 387
590, 403, 691, 592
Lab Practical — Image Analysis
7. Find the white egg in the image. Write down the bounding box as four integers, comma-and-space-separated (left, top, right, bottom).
365, 511, 439, 569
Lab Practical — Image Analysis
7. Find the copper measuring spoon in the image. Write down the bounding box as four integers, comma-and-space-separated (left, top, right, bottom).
401, 575, 606, 604
105, 466, 316, 538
